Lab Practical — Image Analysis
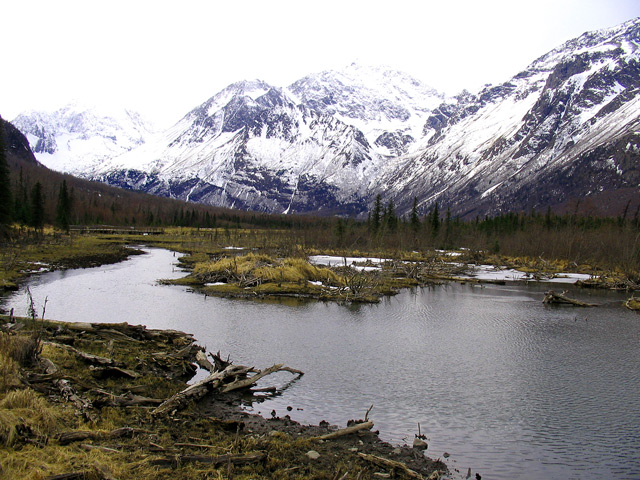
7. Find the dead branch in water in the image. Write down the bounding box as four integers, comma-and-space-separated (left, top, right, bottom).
312, 421, 374, 441
152, 357, 304, 416
543, 290, 597, 307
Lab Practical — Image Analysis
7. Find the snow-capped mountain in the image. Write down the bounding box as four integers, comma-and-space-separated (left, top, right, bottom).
382, 17, 640, 216
91, 79, 383, 215
289, 64, 445, 156
12, 102, 155, 175
12, 18, 640, 218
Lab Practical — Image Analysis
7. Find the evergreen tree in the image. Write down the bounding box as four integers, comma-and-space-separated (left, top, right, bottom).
30, 181, 45, 231
56, 180, 72, 232
370, 194, 382, 234
410, 197, 421, 234
430, 202, 440, 237
385, 198, 397, 232
444, 207, 452, 246
0, 118, 13, 231
14, 178, 30, 225
544, 206, 553, 230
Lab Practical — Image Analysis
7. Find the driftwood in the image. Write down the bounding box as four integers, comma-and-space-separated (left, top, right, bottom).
312, 421, 374, 441
41, 357, 95, 421
195, 350, 215, 372
43, 341, 117, 366
220, 364, 303, 393
152, 360, 304, 416
313, 405, 374, 440
91, 388, 162, 407
543, 290, 597, 307
57, 427, 140, 445
211, 351, 233, 372
149, 451, 267, 468
357, 453, 424, 479
90, 365, 139, 379
152, 364, 253, 416
79, 443, 120, 453
45, 465, 118, 480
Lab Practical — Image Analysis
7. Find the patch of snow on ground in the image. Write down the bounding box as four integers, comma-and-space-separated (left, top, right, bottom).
308, 255, 389, 267
464, 265, 592, 283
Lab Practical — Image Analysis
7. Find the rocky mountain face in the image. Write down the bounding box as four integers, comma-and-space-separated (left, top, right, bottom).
12, 18, 640, 218
1, 117, 41, 167
12, 103, 155, 176
383, 17, 640, 217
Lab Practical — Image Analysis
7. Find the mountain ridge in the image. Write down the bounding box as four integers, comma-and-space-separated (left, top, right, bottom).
12, 18, 640, 218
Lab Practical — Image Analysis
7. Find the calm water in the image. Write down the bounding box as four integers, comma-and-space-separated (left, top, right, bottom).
2, 248, 639, 480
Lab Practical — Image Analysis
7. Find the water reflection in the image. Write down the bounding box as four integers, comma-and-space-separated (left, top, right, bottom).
2, 248, 639, 480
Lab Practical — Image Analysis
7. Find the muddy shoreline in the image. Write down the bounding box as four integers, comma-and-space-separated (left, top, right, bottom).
1, 318, 450, 479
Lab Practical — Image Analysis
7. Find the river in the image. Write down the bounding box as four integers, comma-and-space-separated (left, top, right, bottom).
2, 247, 639, 480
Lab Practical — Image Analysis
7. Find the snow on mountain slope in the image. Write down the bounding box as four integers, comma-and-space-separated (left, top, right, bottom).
92, 80, 382, 215
12, 102, 155, 175
11, 19, 640, 218
288, 63, 445, 156
382, 17, 640, 217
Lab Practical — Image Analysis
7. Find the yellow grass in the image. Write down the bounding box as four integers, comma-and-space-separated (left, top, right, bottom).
194, 253, 342, 285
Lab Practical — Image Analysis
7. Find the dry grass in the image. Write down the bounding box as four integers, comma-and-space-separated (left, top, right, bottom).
0, 389, 60, 447
194, 253, 342, 286
0, 333, 40, 367
0, 333, 41, 393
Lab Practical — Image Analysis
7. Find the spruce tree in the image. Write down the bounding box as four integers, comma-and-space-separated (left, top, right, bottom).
430, 202, 440, 237
0, 118, 13, 232
385, 198, 397, 232
370, 194, 382, 234
410, 197, 421, 234
14, 168, 30, 225
56, 180, 72, 232
30, 182, 45, 231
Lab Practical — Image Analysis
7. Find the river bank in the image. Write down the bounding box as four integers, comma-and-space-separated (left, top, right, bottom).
0, 317, 448, 479
0, 234, 143, 292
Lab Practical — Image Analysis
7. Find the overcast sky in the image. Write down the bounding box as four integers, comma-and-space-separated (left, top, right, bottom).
2, 0, 640, 128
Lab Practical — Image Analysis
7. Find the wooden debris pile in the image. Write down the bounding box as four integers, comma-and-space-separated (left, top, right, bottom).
153, 350, 304, 416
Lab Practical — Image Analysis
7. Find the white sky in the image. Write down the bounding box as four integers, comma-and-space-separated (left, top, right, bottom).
2, 0, 640, 128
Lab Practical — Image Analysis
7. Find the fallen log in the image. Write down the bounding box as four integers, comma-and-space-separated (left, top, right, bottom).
149, 450, 267, 468
543, 290, 597, 307
79, 443, 120, 453
90, 365, 140, 379
152, 365, 253, 416
211, 351, 233, 372
195, 350, 215, 372
357, 452, 424, 479
312, 421, 374, 441
91, 389, 162, 407
221, 363, 303, 393
57, 427, 139, 446
43, 341, 117, 366
152, 361, 304, 416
